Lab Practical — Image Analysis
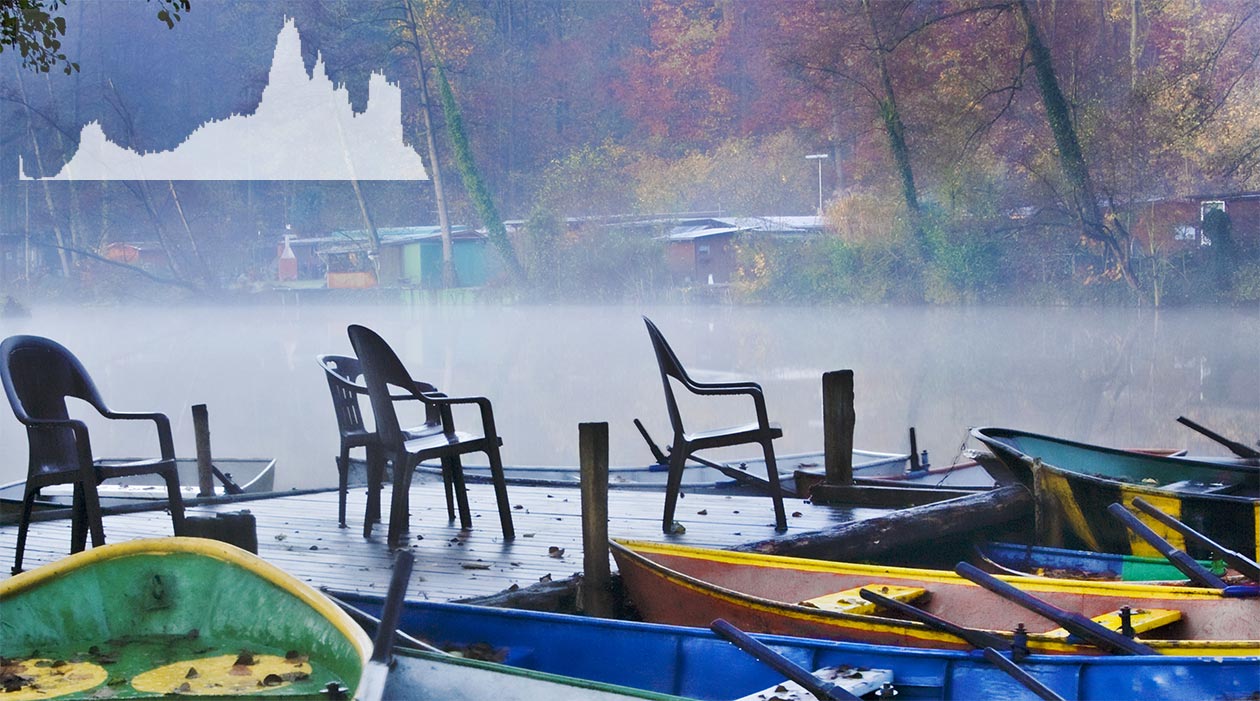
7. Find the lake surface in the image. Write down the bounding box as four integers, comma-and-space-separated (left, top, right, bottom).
0, 303, 1256, 489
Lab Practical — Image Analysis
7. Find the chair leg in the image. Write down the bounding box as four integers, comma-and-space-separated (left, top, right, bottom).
70, 484, 88, 553
760, 439, 788, 532
12, 491, 36, 575
440, 457, 456, 523
449, 456, 473, 530
162, 469, 186, 534
386, 453, 413, 550
661, 439, 689, 533
485, 446, 515, 540
364, 446, 385, 539
337, 447, 350, 528
81, 482, 107, 548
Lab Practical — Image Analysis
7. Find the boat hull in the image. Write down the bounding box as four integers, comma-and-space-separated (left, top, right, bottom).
333, 592, 1260, 701
972, 427, 1259, 560
611, 539, 1260, 656
0, 457, 278, 518
0, 537, 369, 699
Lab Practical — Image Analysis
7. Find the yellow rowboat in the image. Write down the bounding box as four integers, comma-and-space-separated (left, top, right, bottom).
611, 538, 1260, 656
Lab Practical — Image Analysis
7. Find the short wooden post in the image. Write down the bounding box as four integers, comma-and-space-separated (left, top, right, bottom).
578, 422, 614, 617
908, 427, 921, 472
822, 370, 855, 486
193, 404, 215, 497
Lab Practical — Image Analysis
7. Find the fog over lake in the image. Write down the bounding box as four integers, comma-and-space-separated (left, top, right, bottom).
0, 304, 1255, 489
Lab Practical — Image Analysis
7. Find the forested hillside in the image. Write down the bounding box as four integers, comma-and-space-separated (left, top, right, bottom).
1, 0, 1257, 304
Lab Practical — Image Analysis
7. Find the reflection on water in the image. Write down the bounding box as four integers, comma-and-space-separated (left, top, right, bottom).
0, 304, 1255, 489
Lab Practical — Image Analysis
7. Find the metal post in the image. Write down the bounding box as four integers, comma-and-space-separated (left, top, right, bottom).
806, 153, 829, 214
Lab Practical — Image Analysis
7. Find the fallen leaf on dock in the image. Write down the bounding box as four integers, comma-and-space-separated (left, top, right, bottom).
548, 546, 565, 558
462, 562, 491, 570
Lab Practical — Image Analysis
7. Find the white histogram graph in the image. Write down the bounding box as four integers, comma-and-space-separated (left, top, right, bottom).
21, 19, 429, 181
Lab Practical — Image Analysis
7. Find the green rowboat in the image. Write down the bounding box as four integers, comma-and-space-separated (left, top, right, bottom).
0, 537, 370, 699
972, 426, 1260, 561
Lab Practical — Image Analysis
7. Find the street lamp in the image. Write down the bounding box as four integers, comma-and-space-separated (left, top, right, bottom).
805, 153, 829, 215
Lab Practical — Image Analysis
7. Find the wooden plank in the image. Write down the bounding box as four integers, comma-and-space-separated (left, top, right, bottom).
1, 480, 899, 603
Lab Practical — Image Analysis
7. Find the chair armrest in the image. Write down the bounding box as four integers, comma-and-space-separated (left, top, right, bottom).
98, 410, 176, 459
419, 393, 498, 437
684, 383, 774, 427
23, 418, 96, 470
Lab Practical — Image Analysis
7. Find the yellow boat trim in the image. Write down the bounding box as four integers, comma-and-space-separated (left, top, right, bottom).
1042, 608, 1181, 640
1254, 501, 1259, 563
0, 537, 372, 663
800, 584, 925, 614
1120, 488, 1183, 558
615, 539, 1227, 600
1036, 467, 1101, 551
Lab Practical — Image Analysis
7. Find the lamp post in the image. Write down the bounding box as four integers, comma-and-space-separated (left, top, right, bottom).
805, 153, 829, 214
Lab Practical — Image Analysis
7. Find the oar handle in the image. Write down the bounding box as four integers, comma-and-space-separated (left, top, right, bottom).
709, 619, 860, 701
981, 648, 1066, 701
1132, 497, 1260, 581
858, 588, 1010, 651
1176, 416, 1260, 459
371, 549, 415, 663
954, 562, 1156, 656
1106, 503, 1227, 589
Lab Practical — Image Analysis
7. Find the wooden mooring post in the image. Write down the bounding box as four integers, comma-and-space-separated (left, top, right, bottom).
578, 422, 615, 617
812, 370, 978, 508
822, 370, 856, 486
192, 404, 215, 497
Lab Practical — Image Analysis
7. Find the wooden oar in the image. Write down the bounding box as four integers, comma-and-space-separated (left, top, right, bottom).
321, 589, 446, 655
1105, 502, 1228, 589
1131, 496, 1260, 581
980, 648, 1065, 701
354, 549, 414, 701
859, 589, 1076, 700
709, 619, 860, 701
953, 562, 1156, 655
858, 588, 1010, 651
1176, 416, 1260, 460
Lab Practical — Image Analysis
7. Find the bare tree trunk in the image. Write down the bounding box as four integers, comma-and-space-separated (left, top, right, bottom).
168, 181, 217, 289
860, 0, 928, 262
1015, 0, 1138, 290
14, 68, 72, 277
404, 0, 457, 289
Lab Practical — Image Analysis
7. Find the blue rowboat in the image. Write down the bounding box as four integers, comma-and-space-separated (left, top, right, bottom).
328, 591, 1260, 701
975, 541, 1226, 582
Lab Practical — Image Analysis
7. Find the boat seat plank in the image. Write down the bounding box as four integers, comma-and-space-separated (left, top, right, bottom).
733, 667, 892, 701
798, 584, 926, 614
1043, 608, 1181, 639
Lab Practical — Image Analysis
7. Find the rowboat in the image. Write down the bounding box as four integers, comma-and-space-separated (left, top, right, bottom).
971, 426, 1259, 561
0, 537, 369, 699
975, 541, 1226, 582
610, 538, 1259, 656
330, 591, 1260, 701
0, 457, 277, 520
349, 449, 912, 495
385, 647, 690, 700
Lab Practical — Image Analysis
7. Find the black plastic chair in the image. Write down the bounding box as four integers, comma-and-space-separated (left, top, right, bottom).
347, 324, 514, 548
643, 317, 787, 532
0, 334, 185, 574
317, 354, 452, 536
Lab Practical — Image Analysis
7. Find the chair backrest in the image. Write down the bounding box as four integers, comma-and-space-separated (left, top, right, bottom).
643, 317, 689, 435
0, 335, 106, 422
346, 324, 416, 447
0, 334, 106, 476
317, 354, 369, 439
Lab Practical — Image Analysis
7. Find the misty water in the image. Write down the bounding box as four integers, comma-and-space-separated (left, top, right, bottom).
0, 304, 1256, 490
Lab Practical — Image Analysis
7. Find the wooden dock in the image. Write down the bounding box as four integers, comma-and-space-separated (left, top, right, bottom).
0, 482, 892, 601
